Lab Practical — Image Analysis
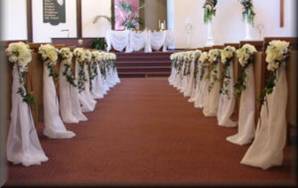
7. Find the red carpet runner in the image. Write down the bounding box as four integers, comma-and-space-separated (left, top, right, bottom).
6, 78, 295, 186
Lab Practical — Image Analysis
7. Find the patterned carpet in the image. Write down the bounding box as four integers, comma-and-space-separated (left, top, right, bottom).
6, 78, 296, 186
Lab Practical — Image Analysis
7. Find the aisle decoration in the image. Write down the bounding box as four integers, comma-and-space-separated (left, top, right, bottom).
226, 44, 257, 145
59, 48, 87, 124
188, 50, 202, 102
241, 40, 290, 170
194, 51, 210, 108
39, 44, 76, 139
74, 48, 97, 113
90, 51, 104, 99
217, 46, 237, 127
185, 50, 202, 98
203, 49, 221, 117
6, 42, 48, 166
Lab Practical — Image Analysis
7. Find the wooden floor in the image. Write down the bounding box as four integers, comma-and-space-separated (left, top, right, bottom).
6, 78, 296, 186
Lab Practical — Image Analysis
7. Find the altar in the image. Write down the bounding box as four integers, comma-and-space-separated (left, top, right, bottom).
105, 30, 175, 53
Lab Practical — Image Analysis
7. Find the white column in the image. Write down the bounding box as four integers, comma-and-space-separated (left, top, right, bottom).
206, 21, 215, 46
244, 18, 252, 40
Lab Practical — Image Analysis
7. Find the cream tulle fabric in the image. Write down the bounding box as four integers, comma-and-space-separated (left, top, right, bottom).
43, 63, 76, 139
76, 61, 97, 113
217, 63, 236, 127
203, 63, 221, 117
188, 62, 199, 103
59, 63, 80, 124
91, 63, 104, 100
184, 60, 196, 97
226, 65, 255, 145
7, 66, 48, 167
241, 65, 288, 170
69, 83, 88, 122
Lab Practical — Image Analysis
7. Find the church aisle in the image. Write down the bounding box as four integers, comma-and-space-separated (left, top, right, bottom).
7, 78, 295, 186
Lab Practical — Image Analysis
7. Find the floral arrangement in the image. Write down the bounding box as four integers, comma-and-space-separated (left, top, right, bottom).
208, 49, 221, 63
234, 44, 257, 96
6, 42, 34, 104
240, 0, 255, 25
193, 50, 202, 80
198, 52, 208, 81
203, 0, 217, 24
265, 40, 290, 72
207, 49, 221, 92
59, 48, 76, 87
260, 40, 290, 104
39, 44, 58, 78
221, 46, 236, 64
89, 51, 100, 82
199, 51, 209, 63
73, 48, 87, 93
220, 46, 236, 98
236, 44, 257, 67
73, 48, 86, 63
85, 50, 92, 63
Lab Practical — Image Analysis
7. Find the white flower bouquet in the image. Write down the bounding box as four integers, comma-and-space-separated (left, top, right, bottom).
73, 48, 86, 63
59, 48, 73, 65
84, 50, 92, 63
221, 46, 236, 64
236, 44, 257, 67
6, 42, 32, 71
208, 49, 220, 63
199, 52, 209, 64
265, 40, 290, 72
6, 42, 34, 104
39, 44, 58, 65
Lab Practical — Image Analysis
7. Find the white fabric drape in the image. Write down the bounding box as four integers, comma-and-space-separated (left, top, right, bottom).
241, 65, 288, 170
150, 31, 167, 51
188, 62, 199, 103
106, 30, 130, 52
129, 31, 147, 52
69, 84, 88, 122
106, 30, 169, 52
43, 62, 76, 139
184, 60, 196, 97
226, 65, 255, 145
75, 61, 97, 112
59, 63, 80, 124
203, 63, 221, 116
91, 62, 104, 100
7, 65, 48, 167
217, 63, 236, 127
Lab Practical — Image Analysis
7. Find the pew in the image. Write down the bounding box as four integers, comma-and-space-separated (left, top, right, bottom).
239, 40, 264, 124
263, 37, 298, 145
224, 43, 240, 117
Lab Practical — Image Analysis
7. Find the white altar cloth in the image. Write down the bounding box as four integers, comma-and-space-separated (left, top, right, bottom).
106, 30, 175, 53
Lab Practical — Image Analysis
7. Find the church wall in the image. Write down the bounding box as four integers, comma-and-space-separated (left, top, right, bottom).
1, 0, 28, 41
173, 0, 297, 48
82, 0, 111, 38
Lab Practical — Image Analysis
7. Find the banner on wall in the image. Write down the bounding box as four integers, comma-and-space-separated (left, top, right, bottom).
43, 0, 66, 25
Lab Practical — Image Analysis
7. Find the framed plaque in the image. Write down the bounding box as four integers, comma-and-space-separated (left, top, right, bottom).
43, 0, 66, 25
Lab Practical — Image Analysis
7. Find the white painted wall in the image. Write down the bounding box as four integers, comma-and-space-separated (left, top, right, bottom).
32, 0, 77, 43
1, 0, 28, 40
173, 0, 297, 48
82, 0, 112, 38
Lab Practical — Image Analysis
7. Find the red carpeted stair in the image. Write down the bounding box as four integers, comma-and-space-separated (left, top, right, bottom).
116, 51, 173, 78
